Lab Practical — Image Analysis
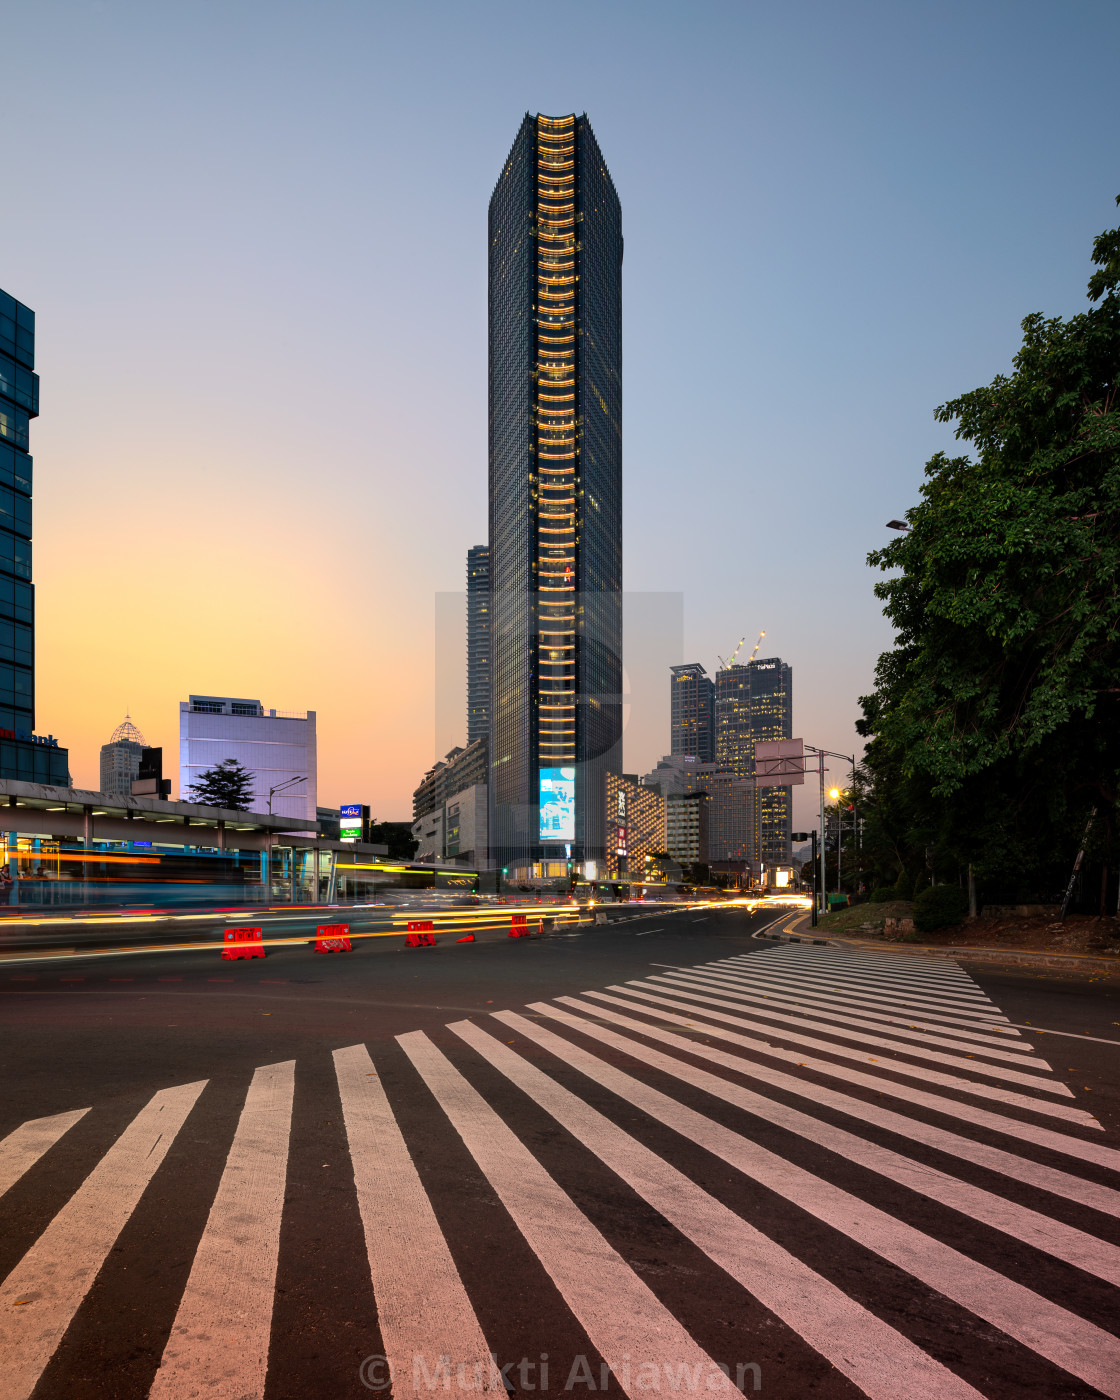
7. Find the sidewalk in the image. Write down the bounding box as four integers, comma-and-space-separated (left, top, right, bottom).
768, 912, 1120, 977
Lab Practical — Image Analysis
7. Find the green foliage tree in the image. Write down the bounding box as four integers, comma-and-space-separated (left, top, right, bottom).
368, 820, 419, 859
189, 759, 255, 812
859, 200, 1120, 894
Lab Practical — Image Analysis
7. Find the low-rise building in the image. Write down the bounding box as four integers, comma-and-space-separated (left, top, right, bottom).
179, 695, 316, 823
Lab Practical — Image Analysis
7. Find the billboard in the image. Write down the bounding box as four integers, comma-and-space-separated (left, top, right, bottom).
539, 768, 576, 842
754, 738, 806, 787
340, 804, 363, 841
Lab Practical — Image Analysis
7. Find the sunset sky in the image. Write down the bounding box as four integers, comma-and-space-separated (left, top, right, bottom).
4, 0, 1118, 825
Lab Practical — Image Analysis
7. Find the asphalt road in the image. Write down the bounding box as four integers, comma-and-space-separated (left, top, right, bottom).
1, 904, 1118, 1400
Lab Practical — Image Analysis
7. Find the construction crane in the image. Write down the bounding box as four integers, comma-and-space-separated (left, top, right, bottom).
716, 637, 745, 671
717, 631, 765, 671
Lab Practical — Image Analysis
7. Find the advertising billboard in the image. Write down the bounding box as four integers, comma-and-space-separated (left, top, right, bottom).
340, 804, 363, 841
539, 768, 576, 842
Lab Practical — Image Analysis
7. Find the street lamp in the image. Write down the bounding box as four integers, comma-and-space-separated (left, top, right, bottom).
267, 775, 306, 815
886, 520, 911, 531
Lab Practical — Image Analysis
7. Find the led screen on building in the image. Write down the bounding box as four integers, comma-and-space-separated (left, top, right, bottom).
340, 804, 362, 841
539, 767, 575, 842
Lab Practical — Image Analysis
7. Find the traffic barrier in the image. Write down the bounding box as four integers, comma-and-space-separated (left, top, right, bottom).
222, 927, 264, 960
315, 923, 351, 954
406, 920, 436, 948
456, 934, 476, 943
509, 914, 532, 939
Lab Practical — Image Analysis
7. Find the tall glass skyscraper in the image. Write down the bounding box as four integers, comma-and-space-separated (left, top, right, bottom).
488, 113, 623, 875
715, 657, 793, 866
0, 288, 68, 784
670, 663, 715, 761
466, 545, 490, 746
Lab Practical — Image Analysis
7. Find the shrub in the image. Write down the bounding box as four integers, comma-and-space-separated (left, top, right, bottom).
870, 887, 897, 903
913, 884, 969, 933
893, 871, 914, 900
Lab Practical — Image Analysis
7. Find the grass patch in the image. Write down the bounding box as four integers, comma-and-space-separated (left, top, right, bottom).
817, 900, 914, 933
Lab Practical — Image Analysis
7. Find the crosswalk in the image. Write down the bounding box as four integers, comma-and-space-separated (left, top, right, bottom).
1, 942, 1117, 1399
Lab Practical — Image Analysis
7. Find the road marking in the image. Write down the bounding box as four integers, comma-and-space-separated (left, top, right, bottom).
595, 986, 1088, 1121
528, 1000, 1120, 1216
715, 961, 1002, 1013
655, 970, 1034, 1051
502, 1008, 1120, 1280
725, 948, 995, 991
149, 1062, 294, 1400
397, 1030, 728, 1400
449, 1018, 986, 1400
689, 965, 1020, 1035
333, 1044, 500, 1397
483, 1016, 1120, 1399
0, 1081, 206, 1400
0, 1109, 90, 1201
553, 994, 1120, 1169
701, 964, 1011, 1024
633, 978, 1061, 1082
1009, 1023, 1120, 1047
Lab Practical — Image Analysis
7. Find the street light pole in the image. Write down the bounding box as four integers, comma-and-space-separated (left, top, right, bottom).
267, 774, 307, 815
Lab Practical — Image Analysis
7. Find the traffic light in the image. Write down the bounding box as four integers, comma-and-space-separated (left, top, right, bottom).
791, 831, 810, 841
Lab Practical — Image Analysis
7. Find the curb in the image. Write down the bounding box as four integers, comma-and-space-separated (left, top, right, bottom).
788, 915, 1120, 975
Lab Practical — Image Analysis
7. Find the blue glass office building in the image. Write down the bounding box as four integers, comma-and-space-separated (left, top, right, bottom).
0, 288, 69, 784
488, 113, 623, 874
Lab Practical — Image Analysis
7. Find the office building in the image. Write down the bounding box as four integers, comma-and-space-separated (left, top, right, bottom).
604, 771, 664, 880
488, 113, 623, 877
641, 753, 752, 862
412, 737, 488, 822
467, 546, 490, 745
665, 792, 708, 866
179, 696, 317, 822
0, 288, 69, 786
412, 782, 488, 868
99, 715, 146, 799
670, 663, 714, 762
715, 656, 793, 866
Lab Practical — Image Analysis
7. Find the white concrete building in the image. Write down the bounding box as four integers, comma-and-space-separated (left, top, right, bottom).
179, 695, 316, 823
411, 782, 488, 867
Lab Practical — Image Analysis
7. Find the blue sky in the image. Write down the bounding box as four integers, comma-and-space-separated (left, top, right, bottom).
3, 0, 1117, 819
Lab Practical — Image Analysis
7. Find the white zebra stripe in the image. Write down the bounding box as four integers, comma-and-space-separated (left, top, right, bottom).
682, 966, 1018, 1035
149, 1062, 295, 1400
0, 1109, 89, 1202
452, 1017, 1120, 1400
0, 1081, 206, 1400
632, 979, 1062, 1082
553, 995, 1119, 1169
333, 1044, 501, 1398
594, 987, 1087, 1121
652, 971, 1035, 1053
499, 1008, 1120, 1279
447, 1019, 987, 1400
396, 1031, 730, 1400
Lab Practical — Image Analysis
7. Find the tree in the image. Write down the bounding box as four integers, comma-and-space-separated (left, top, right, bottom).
368, 820, 419, 859
189, 759, 255, 812
859, 200, 1120, 894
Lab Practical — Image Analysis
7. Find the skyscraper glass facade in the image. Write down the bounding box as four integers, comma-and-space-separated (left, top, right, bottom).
0, 288, 68, 785
489, 113, 623, 872
670, 662, 714, 761
466, 545, 490, 745
714, 657, 793, 866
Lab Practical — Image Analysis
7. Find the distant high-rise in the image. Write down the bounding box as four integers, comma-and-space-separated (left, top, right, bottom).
466, 545, 490, 745
488, 113, 623, 876
715, 657, 793, 866
0, 288, 68, 785
100, 715, 146, 799
670, 663, 714, 761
